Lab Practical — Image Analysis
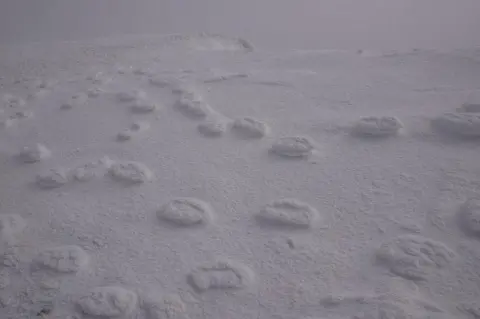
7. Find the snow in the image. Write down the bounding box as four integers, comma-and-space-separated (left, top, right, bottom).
0, 32, 480, 319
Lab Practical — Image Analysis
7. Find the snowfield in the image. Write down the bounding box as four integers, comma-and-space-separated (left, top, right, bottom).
0, 33, 480, 319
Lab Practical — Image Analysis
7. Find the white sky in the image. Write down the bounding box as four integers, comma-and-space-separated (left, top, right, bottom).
1, 0, 479, 49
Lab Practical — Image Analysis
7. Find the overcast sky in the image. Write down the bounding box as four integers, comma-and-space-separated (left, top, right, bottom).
1, 0, 479, 50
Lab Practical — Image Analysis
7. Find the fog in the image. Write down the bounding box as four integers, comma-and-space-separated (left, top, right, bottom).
1, 0, 479, 50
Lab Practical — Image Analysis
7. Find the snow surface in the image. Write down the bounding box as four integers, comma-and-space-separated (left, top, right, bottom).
0, 33, 480, 319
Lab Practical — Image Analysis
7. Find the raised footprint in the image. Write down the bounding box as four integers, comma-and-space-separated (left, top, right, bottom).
36, 168, 70, 189
142, 293, 190, 319
458, 198, 480, 237
232, 117, 269, 139
17, 143, 51, 163
87, 87, 104, 98
0, 214, 26, 243
430, 112, 480, 138
352, 300, 441, 319
72, 162, 104, 182
13, 108, 33, 119
116, 90, 147, 103
270, 136, 315, 158
203, 72, 248, 84
197, 119, 229, 137
117, 121, 150, 141
0, 116, 15, 129
70, 157, 114, 182
32, 78, 55, 90
457, 103, 480, 113
171, 83, 202, 98
131, 99, 159, 114
86, 72, 110, 85
376, 234, 456, 281
33, 245, 89, 273
0, 110, 33, 129
2, 93, 25, 108
27, 89, 49, 101
133, 67, 153, 76
458, 303, 480, 319
350, 116, 403, 137
188, 260, 254, 292
60, 93, 88, 110
157, 197, 214, 227
1, 110, 34, 131
256, 198, 319, 229
175, 95, 213, 119
149, 77, 171, 88
352, 301, 410, 319
0, 269, 10, 289
108, 160, 153, 184
78, 286, 138, 318
163, 33, 254, 52
320, 281, 448, 319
